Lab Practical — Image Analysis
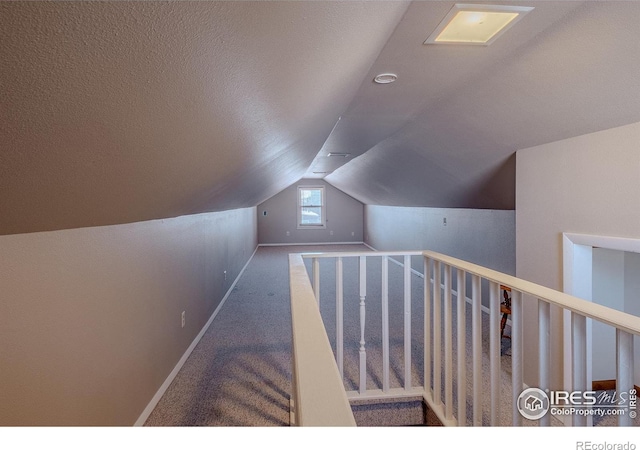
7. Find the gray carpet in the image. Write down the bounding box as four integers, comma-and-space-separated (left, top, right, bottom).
144, 245, 632, 427
308, 250, 538, 426
144, 245, 365, 426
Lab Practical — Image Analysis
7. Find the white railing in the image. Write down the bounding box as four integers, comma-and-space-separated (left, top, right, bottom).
289, 253, 356, 426
288, 249, 640, 427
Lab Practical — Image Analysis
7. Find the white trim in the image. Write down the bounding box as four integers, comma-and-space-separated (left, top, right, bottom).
289, 399, 296, 426
422, 393, 458, 427
423, 249, 640, 335
289, 253, 357, 426
134, 245, 259, 426
303, 250, 422, 259
424, 3, 534, 47
258, 241, 364, 247
564, 232, 640, 254
346, 386, 424, 401
561, 232, 640, 426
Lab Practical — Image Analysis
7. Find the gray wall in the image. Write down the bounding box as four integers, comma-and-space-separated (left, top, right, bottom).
0, 207, 257, 425
258, 179, 363, 245
364, 205, 515, 308
365, 205, 515, 275
591, 249, 640, 385
516, 120, 640, 390
592, 248, 625, 381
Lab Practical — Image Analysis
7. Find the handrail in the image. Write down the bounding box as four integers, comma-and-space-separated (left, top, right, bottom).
301, 250, 423, 258
302, 248, 640, 333
422, 250, 640, 336
288, 253, 356, 426
293, 249, 639, 427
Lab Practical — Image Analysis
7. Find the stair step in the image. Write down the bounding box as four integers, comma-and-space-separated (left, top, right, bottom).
350, 398, 442, 426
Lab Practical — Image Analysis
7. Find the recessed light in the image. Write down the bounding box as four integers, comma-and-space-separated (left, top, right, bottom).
424, 4, 533, 46
373, 73, 398, 84
327, 153, 350, 157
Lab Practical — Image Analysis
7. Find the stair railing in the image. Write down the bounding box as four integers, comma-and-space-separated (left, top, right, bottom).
289, 249, 640, 426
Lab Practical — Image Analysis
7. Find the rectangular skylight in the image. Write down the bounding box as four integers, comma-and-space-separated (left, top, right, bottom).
425, 4, 533, 46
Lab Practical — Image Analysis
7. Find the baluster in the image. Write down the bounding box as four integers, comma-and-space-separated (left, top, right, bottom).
571, 312, 587, 426
539, 300, 551, 426
456, 268, 466, 426
313, 258, 320, 307
444, 264, 453, 420
424, 257, 432, 399
433, 260, 442, 404
489, 281, 500, 425
404, 255, 412, 390
511, 290, 523, 426
382, 256, 390, 393
616, 329, 634, 427
336, 257, 344, 378
291, 337, 298, 426
359, 256, 367, 394
472, 274, 482, 426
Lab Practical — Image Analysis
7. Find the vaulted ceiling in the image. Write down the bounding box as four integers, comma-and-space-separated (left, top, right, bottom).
2, 1, 640, 235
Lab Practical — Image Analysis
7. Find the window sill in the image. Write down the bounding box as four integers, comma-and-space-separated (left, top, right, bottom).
297, 224, 327, 230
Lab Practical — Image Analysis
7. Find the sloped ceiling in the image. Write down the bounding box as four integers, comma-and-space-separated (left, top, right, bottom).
2, 1, 640, 235
319, 1, 640, 208
0, 1, 409, 235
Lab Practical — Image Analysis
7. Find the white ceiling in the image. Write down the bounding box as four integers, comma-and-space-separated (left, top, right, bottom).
2, 1, 640, 235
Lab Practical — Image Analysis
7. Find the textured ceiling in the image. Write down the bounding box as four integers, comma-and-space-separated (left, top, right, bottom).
2, 1, 640, 235
0, 1, 409, 235
320, 1, 640, 208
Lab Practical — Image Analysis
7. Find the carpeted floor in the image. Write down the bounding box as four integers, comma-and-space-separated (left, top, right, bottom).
306, 249, 553, 427
144, 245, 365, 426
144, 245, 633, 427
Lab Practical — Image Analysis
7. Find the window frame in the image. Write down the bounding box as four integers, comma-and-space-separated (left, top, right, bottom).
297, 186, 326, 229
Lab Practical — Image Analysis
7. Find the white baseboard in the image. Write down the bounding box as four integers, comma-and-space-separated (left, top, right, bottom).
363, 242, 377, 252
134, 245, 259, 426
258, 241, 364, 247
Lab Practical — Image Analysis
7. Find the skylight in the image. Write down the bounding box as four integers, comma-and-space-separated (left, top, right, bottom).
424, 4, 533, 46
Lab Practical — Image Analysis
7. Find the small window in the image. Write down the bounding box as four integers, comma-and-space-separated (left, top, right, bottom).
298, 186, 325, 228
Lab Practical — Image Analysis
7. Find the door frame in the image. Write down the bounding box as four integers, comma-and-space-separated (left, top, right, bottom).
562, 232, 640, 425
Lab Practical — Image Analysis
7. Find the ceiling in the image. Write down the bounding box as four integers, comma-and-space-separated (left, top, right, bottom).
2, 1, 640, 235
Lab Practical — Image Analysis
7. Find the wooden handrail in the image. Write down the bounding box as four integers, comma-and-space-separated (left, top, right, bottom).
292, 249, 639, 427
289, 253, 356, 426
422, 250, 640, 336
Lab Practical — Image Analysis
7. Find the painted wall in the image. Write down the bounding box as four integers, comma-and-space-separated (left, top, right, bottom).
365, 205, 515, 273
0, 207, 257, 425
364, 205, 515, 307
592, 248, 625, 381
591, 249, 640, 385
516, 120, 640, 389
258, 179, 363, 245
